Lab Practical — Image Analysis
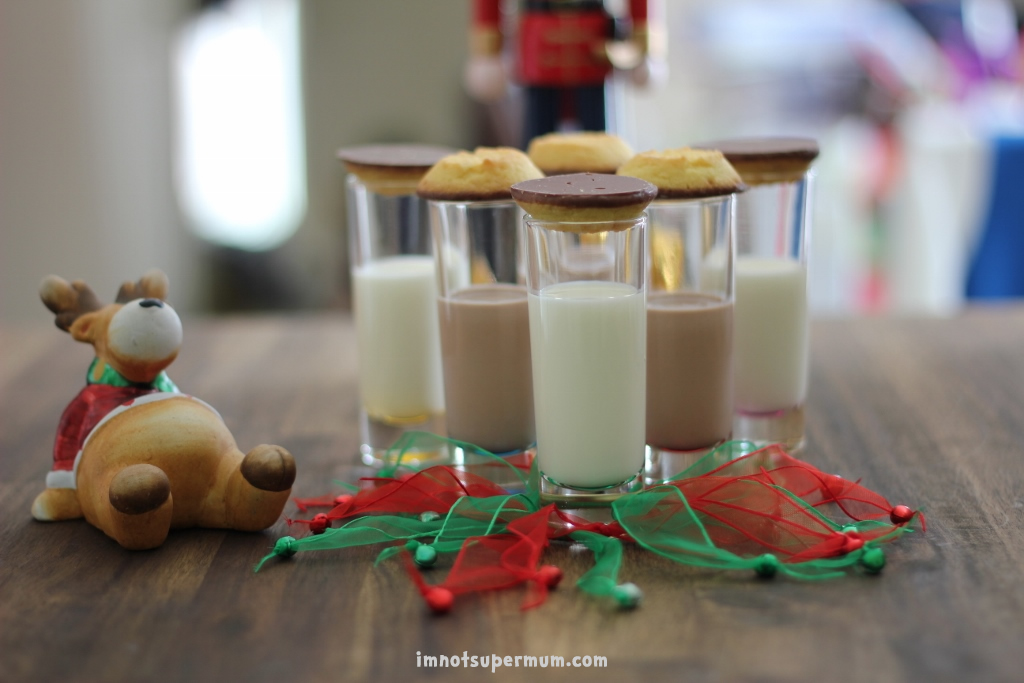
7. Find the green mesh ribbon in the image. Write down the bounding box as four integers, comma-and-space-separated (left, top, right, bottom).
257, 436, 922, 608
612, 485, 905, 579
377, 431, 530, 489
570, 531, 642, 608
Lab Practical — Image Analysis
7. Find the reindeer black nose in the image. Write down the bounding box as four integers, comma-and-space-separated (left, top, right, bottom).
139, 298, 164, 309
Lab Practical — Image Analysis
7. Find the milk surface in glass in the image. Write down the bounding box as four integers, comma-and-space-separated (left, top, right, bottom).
734, 257, 808, 412
353, 255, 444, 421
528, 280, 646, 488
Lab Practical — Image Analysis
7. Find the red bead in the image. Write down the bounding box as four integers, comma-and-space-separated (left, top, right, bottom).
842, 532, 864, 553
536, 565, 563, 589
890, 505, 914, 525
309, 513, 329, 535
425, 587, 454, 614
333, 494, 353, 506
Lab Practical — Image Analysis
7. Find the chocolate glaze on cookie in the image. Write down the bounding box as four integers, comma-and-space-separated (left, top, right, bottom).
337, 144, 457, 170
511, 173, 657, 226
692, 137, 819, 185
511, 173, 656, 209
693, 137, 819, 163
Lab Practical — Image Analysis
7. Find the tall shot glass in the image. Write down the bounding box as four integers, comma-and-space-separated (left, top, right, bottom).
338, 144, 454, 465
644, 193, 736, 479
696, 138, 819, 452
429, 198, 535, 472
512, 173, 657, 506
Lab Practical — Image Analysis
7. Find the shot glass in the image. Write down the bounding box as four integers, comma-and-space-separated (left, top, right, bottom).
696, 138, 819, 452
512, 173, 656, 505
339, 144, 454, 466
429, 198, 535, 481
645, 194, 736, 480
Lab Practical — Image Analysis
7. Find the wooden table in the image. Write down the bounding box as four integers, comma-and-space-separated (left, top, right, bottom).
3, 309, 1023, 683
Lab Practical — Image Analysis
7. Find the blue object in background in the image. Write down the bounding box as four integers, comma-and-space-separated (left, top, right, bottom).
966, 136, 1024, 299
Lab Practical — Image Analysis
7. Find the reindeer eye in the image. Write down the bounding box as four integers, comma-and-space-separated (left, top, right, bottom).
139, 299, 164, 309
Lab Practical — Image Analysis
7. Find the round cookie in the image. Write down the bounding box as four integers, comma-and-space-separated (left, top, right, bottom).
510, 173, 657, 228
692, 137, 819, 185
337, 144, 456, 195
527, 132, 634, 175
616, 147, 744, 199
417, 147, 544, 201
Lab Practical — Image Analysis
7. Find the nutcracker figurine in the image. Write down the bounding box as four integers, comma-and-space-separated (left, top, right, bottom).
465, 0, 662, 147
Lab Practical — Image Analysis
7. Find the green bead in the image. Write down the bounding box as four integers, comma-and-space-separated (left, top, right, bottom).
405, 539, 421, 552
419, 510, 441, 523
274, 536, 298, 558
841, 524, 860, 534
414, 544, 438, 567
861, 546, 886, 574
612, 582, 643, 609
754, 553, 779, 578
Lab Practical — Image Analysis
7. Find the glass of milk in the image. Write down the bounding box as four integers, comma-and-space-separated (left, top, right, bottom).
708, 139, 819, 453
429, 199, 535, 485
523, 217, 648, 505
644, 194, 736, 481
341, 146, 451, 466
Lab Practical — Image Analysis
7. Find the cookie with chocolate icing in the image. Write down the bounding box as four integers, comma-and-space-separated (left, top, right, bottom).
692, 137, 819, 185
337, 144, 456, 195
510, 173, 657, 227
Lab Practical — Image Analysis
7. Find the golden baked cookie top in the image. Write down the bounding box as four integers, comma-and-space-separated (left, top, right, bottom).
417, 147, 544, 201
527, 132, 634, 175
616, 147, 745, 199
337, 144, 456, 195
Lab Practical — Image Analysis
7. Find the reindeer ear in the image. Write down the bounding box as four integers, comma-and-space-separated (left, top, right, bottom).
116, 269, 169, 303
40, 276, 75, 315
138, 269, 169, 300
69, 311, 99, 343
41, 276, 103, 332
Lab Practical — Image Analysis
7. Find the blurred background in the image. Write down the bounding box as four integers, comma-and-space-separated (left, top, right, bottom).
1, 0, 1021, 322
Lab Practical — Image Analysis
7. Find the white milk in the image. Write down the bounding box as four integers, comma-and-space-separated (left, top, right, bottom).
528, 281, 646, 488
734, 258, 808, 412
353, 255, 444, 421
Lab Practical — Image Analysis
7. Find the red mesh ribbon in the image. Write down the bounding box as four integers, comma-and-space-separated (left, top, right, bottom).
650, 478, 885, 561
675, 444, 926, 532
289, 466, 508, 530
406, 505, 561, 612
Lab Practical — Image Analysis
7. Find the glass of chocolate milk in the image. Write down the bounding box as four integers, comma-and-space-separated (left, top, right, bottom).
338, 144, 454, 467
429, 198, 536, 480
644, 195, 736, 480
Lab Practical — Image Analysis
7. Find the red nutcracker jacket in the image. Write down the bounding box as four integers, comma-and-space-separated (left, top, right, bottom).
473, 0, 649, 87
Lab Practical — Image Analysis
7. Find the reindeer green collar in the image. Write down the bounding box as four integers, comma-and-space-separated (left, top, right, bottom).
86, 358, 178, 393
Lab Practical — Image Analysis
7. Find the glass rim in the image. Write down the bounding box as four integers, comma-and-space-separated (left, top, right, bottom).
524, 215, 646, 231
426, 198, 519, 209
648, 194, 736, 208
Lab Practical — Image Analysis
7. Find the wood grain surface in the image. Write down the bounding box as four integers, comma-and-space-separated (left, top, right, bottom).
2, 309, 1023, 683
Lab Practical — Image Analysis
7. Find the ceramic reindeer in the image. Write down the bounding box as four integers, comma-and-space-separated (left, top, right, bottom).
32, 269, 296, 549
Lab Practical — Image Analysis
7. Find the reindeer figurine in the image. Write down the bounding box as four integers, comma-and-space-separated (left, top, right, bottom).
32, 269, 297, 550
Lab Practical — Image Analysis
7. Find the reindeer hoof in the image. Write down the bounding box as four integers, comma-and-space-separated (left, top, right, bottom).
110, 464, 171, 515
32, 487, 83, 521
241, 445, 296, 493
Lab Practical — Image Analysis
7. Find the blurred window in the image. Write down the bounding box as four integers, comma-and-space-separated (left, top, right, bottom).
173, 0, 306, 251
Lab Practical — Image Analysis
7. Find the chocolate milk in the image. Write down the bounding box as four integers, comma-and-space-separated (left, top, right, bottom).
646, 292, 733, 451
439, 284, 535, 453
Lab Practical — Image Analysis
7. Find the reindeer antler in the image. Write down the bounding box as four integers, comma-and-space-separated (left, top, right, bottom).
115, 269, 169, 304
40, 276, 104, 332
